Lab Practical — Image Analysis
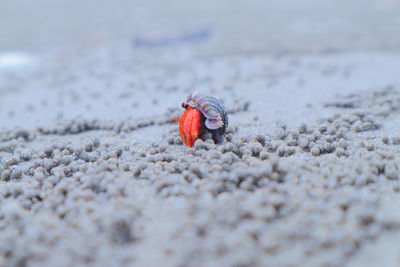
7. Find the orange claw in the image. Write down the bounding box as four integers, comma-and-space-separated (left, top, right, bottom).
172, 105, 202, 147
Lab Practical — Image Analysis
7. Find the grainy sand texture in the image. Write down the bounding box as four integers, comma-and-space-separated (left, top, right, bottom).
1, 1, 400, 266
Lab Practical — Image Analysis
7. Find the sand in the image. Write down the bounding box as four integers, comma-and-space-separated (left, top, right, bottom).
2, 1, 400, 266
1, 43, 400, 267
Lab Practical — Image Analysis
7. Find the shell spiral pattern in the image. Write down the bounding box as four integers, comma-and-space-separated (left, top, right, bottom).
185, 91, 228, 143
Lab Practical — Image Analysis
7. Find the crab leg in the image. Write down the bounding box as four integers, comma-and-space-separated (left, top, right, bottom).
172, 105, 201, 147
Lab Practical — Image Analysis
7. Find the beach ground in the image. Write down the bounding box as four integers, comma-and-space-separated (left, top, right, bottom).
1, 1, 400, 266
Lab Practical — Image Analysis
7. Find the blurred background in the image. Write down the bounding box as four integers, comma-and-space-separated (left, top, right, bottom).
1, 0, 400, 54
1, 0, 400, 130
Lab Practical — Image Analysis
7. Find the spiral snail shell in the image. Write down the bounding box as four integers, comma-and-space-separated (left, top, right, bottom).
184, 91, 228, 143
173, 91, 228, 147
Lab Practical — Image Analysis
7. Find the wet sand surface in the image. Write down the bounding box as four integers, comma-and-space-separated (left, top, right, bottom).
1, 1, 400, 266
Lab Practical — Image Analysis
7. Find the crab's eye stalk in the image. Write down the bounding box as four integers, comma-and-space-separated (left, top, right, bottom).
182, 103, 189, 109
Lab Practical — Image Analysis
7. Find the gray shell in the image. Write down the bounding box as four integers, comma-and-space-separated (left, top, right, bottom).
185, 91, 228, 143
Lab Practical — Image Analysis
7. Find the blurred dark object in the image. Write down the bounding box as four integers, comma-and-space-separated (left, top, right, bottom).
133, 28, 211, 48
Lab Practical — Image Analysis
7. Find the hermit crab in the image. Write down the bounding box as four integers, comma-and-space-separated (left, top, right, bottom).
173, 91, 228, 147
